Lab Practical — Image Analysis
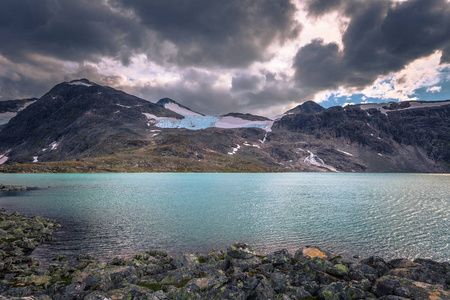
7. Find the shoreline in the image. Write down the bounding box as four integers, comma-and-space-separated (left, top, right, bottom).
0, 209, 449, 299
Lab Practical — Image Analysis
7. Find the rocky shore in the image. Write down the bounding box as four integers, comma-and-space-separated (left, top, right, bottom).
0, 210, 449, 299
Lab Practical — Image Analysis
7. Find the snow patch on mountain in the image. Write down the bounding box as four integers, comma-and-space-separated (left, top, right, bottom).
304, 150, 338, 172
33, 156, 38, 163
260, 132, 269, 144
228, 144, 240, 155
0, 153, 8, 165
244, 142, 261, 148
269, 114, 286, 120
164, 102, 202, 116
337, 149, 354, 156
42, 141, 59, 152
360, 101, 450, 115
215, 116, 273, 132
67, 80, 93, 87
116, 104, 132, 109
50, 141, 59, 150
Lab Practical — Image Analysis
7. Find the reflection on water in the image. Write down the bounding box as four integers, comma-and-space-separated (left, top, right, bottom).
0, 173, 449, 262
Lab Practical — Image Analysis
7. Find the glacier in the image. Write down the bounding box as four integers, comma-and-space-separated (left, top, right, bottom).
143, 102, 276, 131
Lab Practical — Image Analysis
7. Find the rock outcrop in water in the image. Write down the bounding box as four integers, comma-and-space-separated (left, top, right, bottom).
0, 184, 28, 192
0, 211, 449, 299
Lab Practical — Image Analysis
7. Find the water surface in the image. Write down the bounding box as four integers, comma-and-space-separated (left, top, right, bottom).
0, 173, 448, 262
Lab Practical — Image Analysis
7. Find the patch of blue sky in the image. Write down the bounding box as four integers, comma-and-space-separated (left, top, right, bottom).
320, 93, 396, 108
413, 81, 450, 101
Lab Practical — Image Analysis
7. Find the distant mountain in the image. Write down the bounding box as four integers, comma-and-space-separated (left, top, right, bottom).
157, 98, 205, 116
0, 98, 37, 128
285, 100, 325, 114
220, 113, 270, 121
0, 79, 449, 173
275, 100, 450, 172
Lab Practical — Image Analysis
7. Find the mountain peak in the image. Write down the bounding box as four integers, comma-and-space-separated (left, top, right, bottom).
65, 79, 97, 87
157, 98, 204, 116
157, 98, 178, 105
286, 101, 325, 114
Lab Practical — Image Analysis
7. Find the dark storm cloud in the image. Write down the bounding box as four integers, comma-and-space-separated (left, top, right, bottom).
0, 0, 143, 64
232, 71, 301, 114
231, 73, 263, 92
113, 0, 300, 67
0, 54, 66, 100
0, 0, 300, 104
293, 39, 343, 90
442, 46, 450, 64
295, 0, 450, 94
0, 61, 127, 101
305, 0, 342, 17
230, 71, 302, 113
0, 0, 299, 67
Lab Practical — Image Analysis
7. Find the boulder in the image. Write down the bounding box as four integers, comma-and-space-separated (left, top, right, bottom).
264, 249, 291, 266
226, 242, 256, 259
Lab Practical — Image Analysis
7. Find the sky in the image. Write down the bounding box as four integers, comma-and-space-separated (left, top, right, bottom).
1, 0, 450, 117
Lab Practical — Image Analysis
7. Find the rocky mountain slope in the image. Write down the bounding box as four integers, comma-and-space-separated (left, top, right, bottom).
0, 79, 449, 173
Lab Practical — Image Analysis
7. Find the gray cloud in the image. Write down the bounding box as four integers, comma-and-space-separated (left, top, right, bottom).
295, 0, 450, 94
305, 0, 342, 17
123, 70, 235, 116
293, 39, 343, 90
120, 69, 301, 116
114, 0, 301, 67
0, 0, 299, 68
64, 65, 126, 87
231, 73, 263, 92
3, 0, 449, 114
0, 0, 144, 65
0, 55, 66, 100
442, 45, 450, 64
0, 0, 301, 107
240, 72, 308, 113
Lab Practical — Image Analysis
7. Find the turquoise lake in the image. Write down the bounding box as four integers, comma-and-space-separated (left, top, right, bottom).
0, 173, 449, 262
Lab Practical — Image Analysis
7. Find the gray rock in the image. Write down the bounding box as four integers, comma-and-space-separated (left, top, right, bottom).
349, 263, 378, 282
327, 263, 349, 277
270, 271, 290, 293
394, 286, 411, 298
206, 281, 249, 299
173, 283, 204, 299
264, 249, 291, 266
318, 282, 366, 299
252, 277, 276, 299
373, 276, 400, 297
361, 256, 391, 276
231, 256, 262, 271
227, 242, 256, 259
175, 253, 200, 268
287, 286, 312, 299
191, 275, 228, 291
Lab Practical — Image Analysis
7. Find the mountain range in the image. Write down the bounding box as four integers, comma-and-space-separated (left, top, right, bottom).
1, 79, 449, 173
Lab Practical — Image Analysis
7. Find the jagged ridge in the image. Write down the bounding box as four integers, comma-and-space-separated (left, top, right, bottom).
1, 79, 449, 173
